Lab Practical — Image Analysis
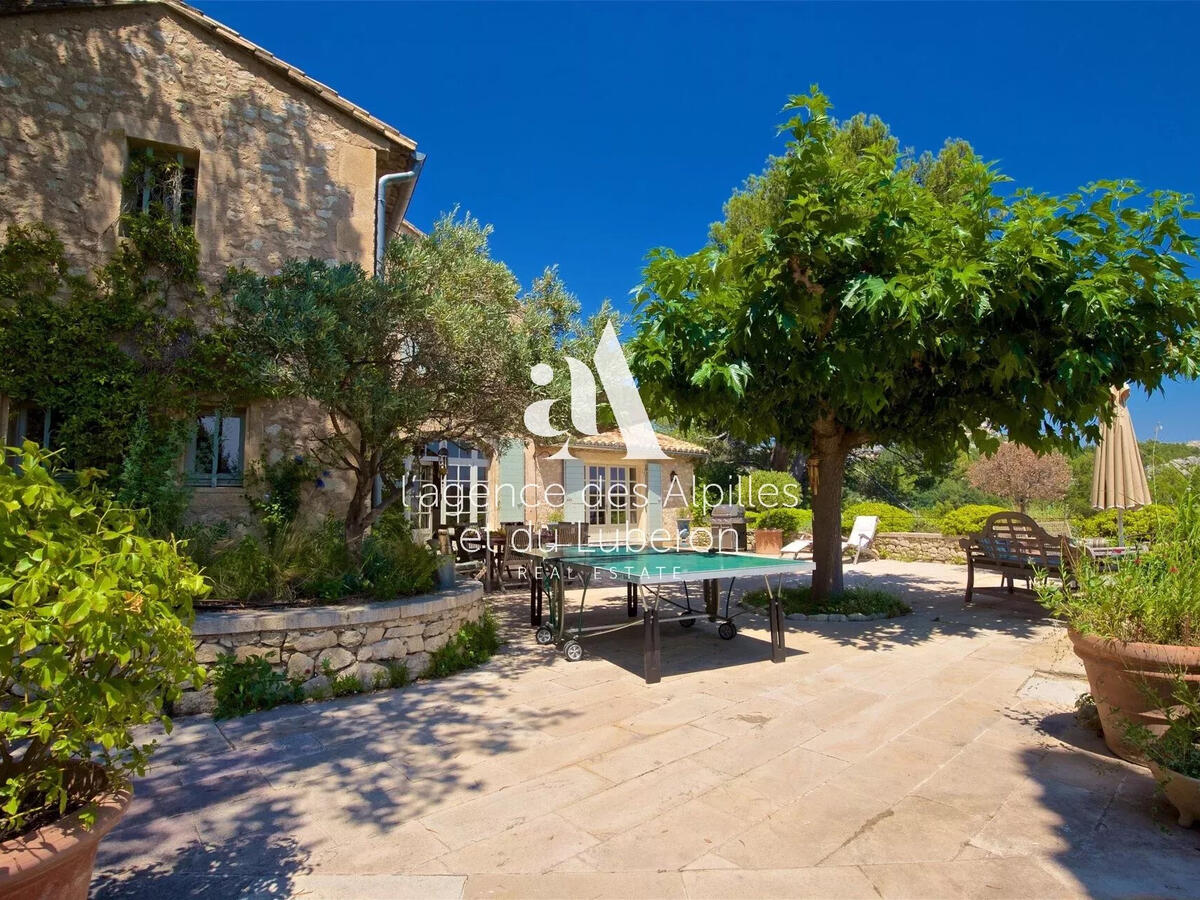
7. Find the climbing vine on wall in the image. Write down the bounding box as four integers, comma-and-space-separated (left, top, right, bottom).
0, 216, 261, 527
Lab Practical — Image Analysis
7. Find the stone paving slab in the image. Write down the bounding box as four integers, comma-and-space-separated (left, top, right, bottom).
93, 561, 1200, 898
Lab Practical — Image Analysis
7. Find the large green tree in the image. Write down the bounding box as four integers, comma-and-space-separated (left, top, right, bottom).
630, 88, 1200, 598
230, 215, 542, 555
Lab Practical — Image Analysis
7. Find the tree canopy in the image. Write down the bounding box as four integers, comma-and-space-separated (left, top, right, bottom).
229, 214, 542, 552
629, 87, 1200, 596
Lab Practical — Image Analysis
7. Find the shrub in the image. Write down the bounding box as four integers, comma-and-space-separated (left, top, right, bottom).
1037, 493, 1199, 645
754, 507, 812, 537
211, 653, 304, 719
244, 452, 320, 543
0, 444, 206, 841
735, 470, 803, 511
116, 410, 192, 538
841, 501, 914, 533
360, 534, 439, 599
741, 585, 911, 618
425, 613, 501, 679
1076, 504, 1179, 543
1126, 675, 1200, 778
938, 504, 1010, 536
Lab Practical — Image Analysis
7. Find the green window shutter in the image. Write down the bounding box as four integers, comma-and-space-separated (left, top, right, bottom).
563, 459, 585, 523
646, 463, 662, 533
497, 440, 527, 523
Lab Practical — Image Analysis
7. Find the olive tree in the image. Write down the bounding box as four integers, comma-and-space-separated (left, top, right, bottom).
629, 88, 1200, 599
230, 215, 539, 556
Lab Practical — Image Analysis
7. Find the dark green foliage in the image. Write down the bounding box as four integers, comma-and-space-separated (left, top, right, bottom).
841, 501, 914, 533
938, 504, 1010, 536
425, 613, 501, 679
741, 585, 911, 618
115, 409, 192, 537
0, 221, 256, 477
321, 659, 365, 698
755, 507, 812, 536
1127, 676, 1200, 778
244, 453, 319, 543
211, 654, 304, 719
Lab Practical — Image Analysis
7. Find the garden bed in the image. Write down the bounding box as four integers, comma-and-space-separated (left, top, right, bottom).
177, 580, 485, 715
740, 585, 911, 621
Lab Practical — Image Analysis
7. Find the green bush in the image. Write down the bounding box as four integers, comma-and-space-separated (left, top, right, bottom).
211, 653, 304, 719
736, 470, 803, 511
1038, 493, 1199, 645
841, 501, 914, 533
938, 504, 1010, 536
425, 613, 501, 679
754, 507, 812, 537
0, 444, 206, 841
1126, 675, 1200, 778
741, 585, 911, 618
1076, 504, 1179, 543
360, 534, 439, 599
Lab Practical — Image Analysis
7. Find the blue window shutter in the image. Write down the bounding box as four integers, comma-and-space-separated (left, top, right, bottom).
497, 440, 526, 523
563, 459, 585, 523
646, 463, 662, 532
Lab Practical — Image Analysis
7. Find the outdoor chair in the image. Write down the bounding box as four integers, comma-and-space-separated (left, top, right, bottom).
960, 511, 1077, 604
780, 514, 879, 562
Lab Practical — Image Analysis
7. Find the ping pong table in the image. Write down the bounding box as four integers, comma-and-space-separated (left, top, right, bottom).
522, 545, 814, 683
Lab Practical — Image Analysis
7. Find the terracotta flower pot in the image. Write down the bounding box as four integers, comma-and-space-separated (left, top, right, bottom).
1068, 628, 1200, 764
754, 529, 783, 556
1148, 761, 1200, 828
0, 765, 132, 900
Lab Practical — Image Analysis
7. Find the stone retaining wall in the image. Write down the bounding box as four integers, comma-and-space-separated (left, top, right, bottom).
177, 581, 484, 715
875, 532, 966, 565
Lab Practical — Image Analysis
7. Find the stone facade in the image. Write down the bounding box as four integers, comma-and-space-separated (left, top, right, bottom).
0, 2, 416, 525
875, 531, 967, 565
178, 580, 485, 715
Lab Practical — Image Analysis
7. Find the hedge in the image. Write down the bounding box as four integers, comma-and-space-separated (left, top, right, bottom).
938, 504, 1009, 536
841, 501, 914, 533
754, 507, 813, 537
1075, 504, 1178, 542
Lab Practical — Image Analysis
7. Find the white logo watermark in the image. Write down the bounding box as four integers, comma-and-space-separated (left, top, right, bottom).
523, 320, 668, 461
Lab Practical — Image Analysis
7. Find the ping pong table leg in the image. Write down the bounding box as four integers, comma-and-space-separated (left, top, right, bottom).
769, 588, 786, 663
627, 582, 638, 617
530, 567, 543, 627
643, 604, 661, 684
704, 578, 718, 621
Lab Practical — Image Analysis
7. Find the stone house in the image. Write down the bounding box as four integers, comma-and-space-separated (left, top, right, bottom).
0, 0, 707, 540
0, 0, 422, 523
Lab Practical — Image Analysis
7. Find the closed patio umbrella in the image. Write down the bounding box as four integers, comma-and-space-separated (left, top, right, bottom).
1091, 384, 1151, 546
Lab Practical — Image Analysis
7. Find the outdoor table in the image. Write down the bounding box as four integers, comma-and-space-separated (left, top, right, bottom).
519, 544, 813, 683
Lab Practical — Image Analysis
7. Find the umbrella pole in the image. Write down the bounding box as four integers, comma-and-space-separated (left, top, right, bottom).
1117, 508, 1125, 548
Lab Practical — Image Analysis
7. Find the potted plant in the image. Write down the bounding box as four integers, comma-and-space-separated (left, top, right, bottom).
0, 445, 206, 899
1038, 493, 1200, 764
1125, 675, 1200, 827
754, 508, 812, 557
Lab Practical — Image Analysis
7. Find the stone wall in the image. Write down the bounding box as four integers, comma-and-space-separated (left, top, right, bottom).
178, 580, 484, 715
875, 532, 966, 565
0, 3, 412, 278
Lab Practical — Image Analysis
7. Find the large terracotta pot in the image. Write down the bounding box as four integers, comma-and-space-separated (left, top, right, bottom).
0, 764, 131, 900
754, 529, 783, 556
1068, 628, 1200, 764
1148, 761, 1200, 828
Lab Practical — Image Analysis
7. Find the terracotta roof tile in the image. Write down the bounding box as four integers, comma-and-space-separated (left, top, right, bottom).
538, 430, 708, 458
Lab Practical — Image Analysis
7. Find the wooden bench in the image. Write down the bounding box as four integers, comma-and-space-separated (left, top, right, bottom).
959, 512, 1075, 604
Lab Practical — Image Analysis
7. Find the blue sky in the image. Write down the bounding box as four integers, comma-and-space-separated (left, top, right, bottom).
203, 1, 1200, 443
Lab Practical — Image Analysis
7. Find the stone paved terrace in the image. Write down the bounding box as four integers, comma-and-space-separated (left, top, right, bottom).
92, 561, 1200, 898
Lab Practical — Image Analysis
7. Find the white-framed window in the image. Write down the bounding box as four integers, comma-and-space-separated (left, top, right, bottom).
122, 140, 199, 227
586, 465, 636, 526
186, 409, 244, 487
414, 441, 490, 531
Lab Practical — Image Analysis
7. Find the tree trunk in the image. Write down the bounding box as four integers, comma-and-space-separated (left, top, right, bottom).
809, 418, 862, 602
769, 440, 792, 472
344, 470, 373, 562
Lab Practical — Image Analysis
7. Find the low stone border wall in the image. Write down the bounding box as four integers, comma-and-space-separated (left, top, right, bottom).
875, 531, 966, 565
735, 600, 906, 623
177, 581, 485, 715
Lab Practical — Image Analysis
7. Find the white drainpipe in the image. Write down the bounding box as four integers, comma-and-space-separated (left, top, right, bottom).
372, 152, 426, 509
374, 151, 426, 276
